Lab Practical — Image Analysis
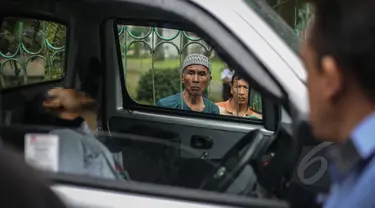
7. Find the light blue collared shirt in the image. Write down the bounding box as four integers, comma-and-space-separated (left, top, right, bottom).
324, 112, 375, 208
50, 122, 125, 180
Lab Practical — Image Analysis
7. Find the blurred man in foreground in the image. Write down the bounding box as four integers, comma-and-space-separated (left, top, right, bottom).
216, 73, 262, 119
301, 0, 375, 207
0, 146, 67, 208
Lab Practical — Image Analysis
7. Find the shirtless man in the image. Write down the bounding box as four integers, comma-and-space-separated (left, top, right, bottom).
216, 73, 262, 118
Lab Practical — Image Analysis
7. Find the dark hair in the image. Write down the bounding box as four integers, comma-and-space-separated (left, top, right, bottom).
310, 0, 375, 99
231, 73, 250, 86
23, 91, 83, 128
23, 92, 53, 125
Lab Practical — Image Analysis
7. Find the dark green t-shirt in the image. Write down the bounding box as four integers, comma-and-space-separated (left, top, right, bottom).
156, 93, 220, 114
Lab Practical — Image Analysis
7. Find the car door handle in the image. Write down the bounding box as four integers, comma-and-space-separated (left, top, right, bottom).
191, 135, 213, 149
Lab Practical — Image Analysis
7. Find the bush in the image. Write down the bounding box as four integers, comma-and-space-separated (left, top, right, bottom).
137, 68, 181, 104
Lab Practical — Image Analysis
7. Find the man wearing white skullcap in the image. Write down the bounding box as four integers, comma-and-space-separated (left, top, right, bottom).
156, 54, 219, 114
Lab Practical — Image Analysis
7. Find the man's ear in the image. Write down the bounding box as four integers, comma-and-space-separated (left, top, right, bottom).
207, 75, 212, 87
321, 55, 344, 102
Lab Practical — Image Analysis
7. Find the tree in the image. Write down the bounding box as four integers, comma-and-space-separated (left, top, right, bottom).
137, 68, 180, 104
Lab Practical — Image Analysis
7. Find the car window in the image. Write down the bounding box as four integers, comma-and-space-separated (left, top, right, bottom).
0, 17, 67, 89
117, 24, 263, 119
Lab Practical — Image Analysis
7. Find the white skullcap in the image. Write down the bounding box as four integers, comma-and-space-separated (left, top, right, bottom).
181, 54, 211, 73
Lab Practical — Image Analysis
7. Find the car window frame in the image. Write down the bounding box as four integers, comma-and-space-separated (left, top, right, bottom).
0, 6, 74, 92
112, 19, 266, 126
97, 0, 288, 203
97, 0, 286, 204
101, 0, 286, 130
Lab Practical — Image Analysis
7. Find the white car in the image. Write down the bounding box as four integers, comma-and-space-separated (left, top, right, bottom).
0, 0, 329, 207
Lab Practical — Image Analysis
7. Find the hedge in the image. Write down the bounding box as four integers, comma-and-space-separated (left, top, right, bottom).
137, 68, 181, 104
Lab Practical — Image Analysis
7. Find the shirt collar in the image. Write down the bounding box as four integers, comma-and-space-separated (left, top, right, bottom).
327, 112, 375, 182
350, 112, 375, 159
180, 93, 208, 111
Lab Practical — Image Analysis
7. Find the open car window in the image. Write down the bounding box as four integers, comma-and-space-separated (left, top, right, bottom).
117, 24, 263, 120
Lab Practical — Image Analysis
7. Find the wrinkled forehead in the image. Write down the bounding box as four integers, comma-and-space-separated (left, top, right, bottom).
183, 64, 209, 73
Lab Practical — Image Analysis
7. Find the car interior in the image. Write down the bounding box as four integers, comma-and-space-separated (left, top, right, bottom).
0, 1, 328, 208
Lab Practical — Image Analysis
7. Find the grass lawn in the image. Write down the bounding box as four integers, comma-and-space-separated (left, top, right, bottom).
124, 57, 225, 102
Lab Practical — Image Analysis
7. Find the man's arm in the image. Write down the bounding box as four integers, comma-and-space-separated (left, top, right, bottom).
80, 110, 98, 132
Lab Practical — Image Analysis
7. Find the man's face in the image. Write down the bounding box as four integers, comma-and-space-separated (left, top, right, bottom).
231, 78, 249, 105
301, 35, 343, 140
182, 64, 210, 96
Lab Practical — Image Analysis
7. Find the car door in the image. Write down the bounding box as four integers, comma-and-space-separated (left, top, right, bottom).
99, 0, 282, 188
49, 173, 289, 208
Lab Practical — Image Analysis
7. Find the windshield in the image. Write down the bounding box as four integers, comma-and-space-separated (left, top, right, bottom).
245, 0, 301, 54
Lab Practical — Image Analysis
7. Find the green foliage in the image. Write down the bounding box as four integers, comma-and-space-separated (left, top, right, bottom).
45, 21, 66, 48
45, 22, 66, 80
249, 90, 262, 113
45, 55, 65, 80
137, 68, 181, 104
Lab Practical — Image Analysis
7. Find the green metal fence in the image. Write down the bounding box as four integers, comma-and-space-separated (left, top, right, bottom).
117, 26, 213, 105
0, 18, 66, 88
